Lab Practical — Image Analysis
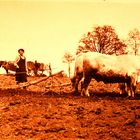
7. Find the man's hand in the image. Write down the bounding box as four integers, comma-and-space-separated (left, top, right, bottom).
14, 63, 19, 68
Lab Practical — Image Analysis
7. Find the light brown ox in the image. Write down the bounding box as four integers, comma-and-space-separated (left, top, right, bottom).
2, 61, 47, 76
37, 63, 49, 75
81, 52, 140, 97
27, 61, 48, 76
27, 61, 36, 76
2, 61, 32, 75
2, 61, 17, 74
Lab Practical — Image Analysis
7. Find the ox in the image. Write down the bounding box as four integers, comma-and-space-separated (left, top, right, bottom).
2, 61, 17, 74
71, 53, 126, 95
37, 63, 49, 75
2, 61, 47, 76
27, 61, 48, 76
27, 61, 36, 76
2, 61, 31, 75
81, 52, 140, 97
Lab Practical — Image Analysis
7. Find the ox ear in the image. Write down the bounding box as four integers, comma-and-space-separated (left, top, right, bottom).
1, 61, 6, 66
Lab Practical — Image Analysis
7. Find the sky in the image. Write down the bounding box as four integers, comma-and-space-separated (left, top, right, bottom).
0, 0, 140, 73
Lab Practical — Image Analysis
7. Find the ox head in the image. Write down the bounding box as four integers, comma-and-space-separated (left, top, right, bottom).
1, 61, 7, 68
0, 61, 6, 67
1, 61, 17, 72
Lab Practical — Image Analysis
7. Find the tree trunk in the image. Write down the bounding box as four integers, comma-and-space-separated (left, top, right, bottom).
68, 63, 71, 78
134, 40, 137, 55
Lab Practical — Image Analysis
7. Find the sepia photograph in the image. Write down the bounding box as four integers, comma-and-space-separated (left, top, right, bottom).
0, 0, 140, 139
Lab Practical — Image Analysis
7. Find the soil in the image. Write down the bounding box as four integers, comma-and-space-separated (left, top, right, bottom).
0, 74, 140, 140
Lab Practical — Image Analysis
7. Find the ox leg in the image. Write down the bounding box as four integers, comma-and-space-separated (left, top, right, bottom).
132, 84, 136, 98
81, 77, 91, 97
119, 83, 126, 95
27, 71, 30, 76
126, 77, 136, 98
126, 80, 132, 97
130, 76, 137, 98
75, 77, 81, 94
6, 69, 8, 74
80, 77, 84, 91
3, 68, 8, 74
42, 71, 44, 75
74, 75, 83, 95
75, 78, 79, 93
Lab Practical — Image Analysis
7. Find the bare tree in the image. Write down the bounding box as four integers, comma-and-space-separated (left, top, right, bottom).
77, 25, 127, 55
62, 51, 75, 78
126, 28, 140, 55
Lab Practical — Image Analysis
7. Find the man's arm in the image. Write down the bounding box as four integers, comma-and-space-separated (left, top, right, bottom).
14, 56, 20, 68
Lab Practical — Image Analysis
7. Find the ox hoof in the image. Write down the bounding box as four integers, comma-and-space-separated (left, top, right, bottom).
85, 93, 90, 97
81, 89, 85, 96
127, 96, 135, 100
73, 92, 80, 96
85, 91, 90, 97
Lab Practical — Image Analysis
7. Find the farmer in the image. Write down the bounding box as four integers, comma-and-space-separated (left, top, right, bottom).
14, 48, 27, 85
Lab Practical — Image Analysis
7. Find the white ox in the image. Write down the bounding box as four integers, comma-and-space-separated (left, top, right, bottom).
70, 52, 126, 95
81, 52, 140, 97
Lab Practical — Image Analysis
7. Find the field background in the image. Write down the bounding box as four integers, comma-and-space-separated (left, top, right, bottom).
0, 74, 140, 140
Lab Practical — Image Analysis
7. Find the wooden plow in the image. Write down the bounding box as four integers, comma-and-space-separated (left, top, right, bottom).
45, 73, 71, 93
18, 70, 71, 92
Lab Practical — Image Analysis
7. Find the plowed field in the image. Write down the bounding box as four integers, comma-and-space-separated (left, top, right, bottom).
0, 75, 140, 140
